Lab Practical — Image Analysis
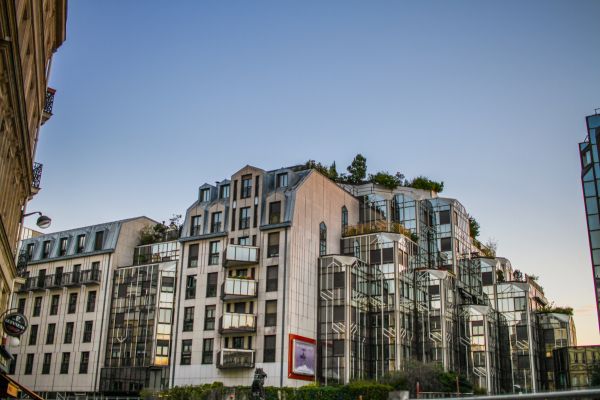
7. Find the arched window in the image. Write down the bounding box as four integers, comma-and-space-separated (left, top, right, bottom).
341, 206, 348, 231
319, 222, 327, 256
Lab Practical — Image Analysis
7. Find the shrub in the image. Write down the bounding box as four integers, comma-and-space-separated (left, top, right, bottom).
407, 176, 444, 193
369, 172, 402, 190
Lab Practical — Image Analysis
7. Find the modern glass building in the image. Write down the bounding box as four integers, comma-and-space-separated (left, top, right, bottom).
580, 112, 600, 329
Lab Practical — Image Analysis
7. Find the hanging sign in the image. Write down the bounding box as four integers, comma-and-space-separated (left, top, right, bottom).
3, 312, 28, 337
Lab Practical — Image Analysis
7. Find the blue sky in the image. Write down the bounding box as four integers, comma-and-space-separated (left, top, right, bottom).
29, 1, 600, 343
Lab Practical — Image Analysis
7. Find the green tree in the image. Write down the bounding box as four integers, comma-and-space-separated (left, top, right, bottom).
328, 162, 339, 181
346, 154, 367, 184
407, 176, 444, 192
468, 216, 480, 239
369, 171, 402, 190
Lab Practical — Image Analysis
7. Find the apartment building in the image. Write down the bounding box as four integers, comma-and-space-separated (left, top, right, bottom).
0, 1, 66, 379
171, 165, 358, 388
9, 217, 155, 397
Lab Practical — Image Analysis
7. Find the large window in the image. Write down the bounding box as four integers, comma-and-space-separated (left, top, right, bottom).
190, 215, 202, 236
241, 175, 252, 198
28, 325, 38, 345
202, 339, 214, 364
68, 293, 78, 313
206, 273, 218, 297
188, 244, 199, 268
269, 202, 281, 224
46, 323, 55, 344
440, 237, 452, 252
264, 335, 276, 362
208, 241, 219, 265
265, 300, 277, 326
266, 265, 278, 292
42, 353, 51, 374
181, 340, 192, 365
50, 294, 60, 315
276, 173, 288, 188
183, 307, 194, 332
86, 291, 97, 312
185, 275, 197, 299
319, 222, 327, 256
83, 321, 93, 342
268, 232, 279, 257
79, 352, 90, 374
211, 212, 222, 233
204, 305, 216, 330
239, 207, 251, 229
33, 297, 42, 316
24, 354, 34, 375
60, 353, 70, 374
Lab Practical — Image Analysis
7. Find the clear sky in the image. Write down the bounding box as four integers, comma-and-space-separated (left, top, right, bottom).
28, 1, 600, 343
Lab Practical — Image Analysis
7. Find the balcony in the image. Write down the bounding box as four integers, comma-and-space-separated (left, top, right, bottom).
31, 162, 43, 194
221, 278, 258, 300
42, 88, 55, 124
223, 244, 259, 267
217, 349, 255, 369
20, 269, 101, 292
342, 220, 415, 240
219, 313, 256, 334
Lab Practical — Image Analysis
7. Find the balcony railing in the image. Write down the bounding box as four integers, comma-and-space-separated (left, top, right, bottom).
42, 88, 56, 124
342, 220, 414, 240
221, 278, 258, 300
18, 269, 101, 291
219, 313, 256, 334
133, 241, 179, 265
32, 162, 43, 191
224, 244, 259, 266
217, 349, 255, 369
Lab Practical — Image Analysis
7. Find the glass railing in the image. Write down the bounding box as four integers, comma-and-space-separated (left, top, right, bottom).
217, 349, 255, 369
222, 278, 258, 298
225, 245, 259, 264
219, 313, 256, 332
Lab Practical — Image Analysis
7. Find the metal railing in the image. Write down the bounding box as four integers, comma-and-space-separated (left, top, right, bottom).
217, 349, 255, 369
418, 388, 600, 399
19, 269, 101, 291
44, 88, 56, 115
32, 162, 43, 190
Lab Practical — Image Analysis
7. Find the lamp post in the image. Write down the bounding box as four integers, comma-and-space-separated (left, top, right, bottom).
22, 211, 51, 229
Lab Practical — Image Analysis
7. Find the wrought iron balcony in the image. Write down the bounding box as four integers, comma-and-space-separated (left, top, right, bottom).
221, 278, 258, 300
16, 251, 30, 277
18, 269, 101, 292
219, 313, 256, 334
216, 349, 255, 369
31, 162, 43, 193
223, 244, 259, 267
42, 88, 56, 124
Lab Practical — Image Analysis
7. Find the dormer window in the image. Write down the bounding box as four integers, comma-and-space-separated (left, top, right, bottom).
219, 184, 230, 199
94, 230, 105, 251
26, 243, 35, 260
42, 241, 51, 259
59, 238, 68, 256
76, 234, 86, 253
200, 189, 211, 202
276, 173, 288, 188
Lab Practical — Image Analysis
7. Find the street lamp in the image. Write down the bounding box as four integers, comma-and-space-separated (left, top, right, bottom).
23, 211, 51, 229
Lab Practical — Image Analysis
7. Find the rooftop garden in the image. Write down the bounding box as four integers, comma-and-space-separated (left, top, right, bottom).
139, 215, 182, 245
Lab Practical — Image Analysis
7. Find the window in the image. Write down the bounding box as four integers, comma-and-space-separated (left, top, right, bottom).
203, 305, 216, 330
59, 238, 68, 256
265, 300, 277, 326
94, 230, 104, 251
79, 352, 89, 374
83, 321, 93, 342
208, 241, 219, 265
68, 293, 78, 313
183, 307, 194, 332
158, 308, 173, 324
319, 222, 327, 256
86, 291, 97, 312
232, 336, 245, 349
211, 212, 222, 233
200, 188, 211, 202
181, 340, 192, 365
202, 339, 214, 364
333, 340, 344, 356
276, 173, 288, 188
185, 275, 197, 299
156, 340, 169, 357
17, 298, 25, 314
439, 210, 450, 225
73, 264, 81, 283
342, 206, 348, 229
60, 352, 70, 374
241, 174, 252, 198
33, 297, 42, 316
188, 244, 199, 268
28, 325, 38, 345
515, 297, 527, 311
220, 184, 230, 199
8, 354, 17, 374
76, 234, 86, 253
26, 243, 35, 260
239, 207, 250, 229
268, 232, 279, 257
42, 240, 51, 258
264, 335, 276, 362
206, 272, 218, 297
334, 271, 345, 288
24, 354, 34, 375
266, 265, 278, 292
42, 353, 51, 374
238, 236, 250, 246
190, 215, 202, 236
54, 266, 63, 285
269, 202, 281, 224
162, 276, 174, 292
334, 305, 345, 322
46, 324, 56, 344
64, 322, 74, 344
50, 295, 59, 315
440, 237, 452, 252
37, 269, 46, 288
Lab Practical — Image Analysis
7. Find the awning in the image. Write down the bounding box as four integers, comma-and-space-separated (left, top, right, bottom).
0, 372, 44, 400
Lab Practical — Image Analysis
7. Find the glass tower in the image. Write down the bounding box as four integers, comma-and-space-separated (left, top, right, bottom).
579, 112, 600, 330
